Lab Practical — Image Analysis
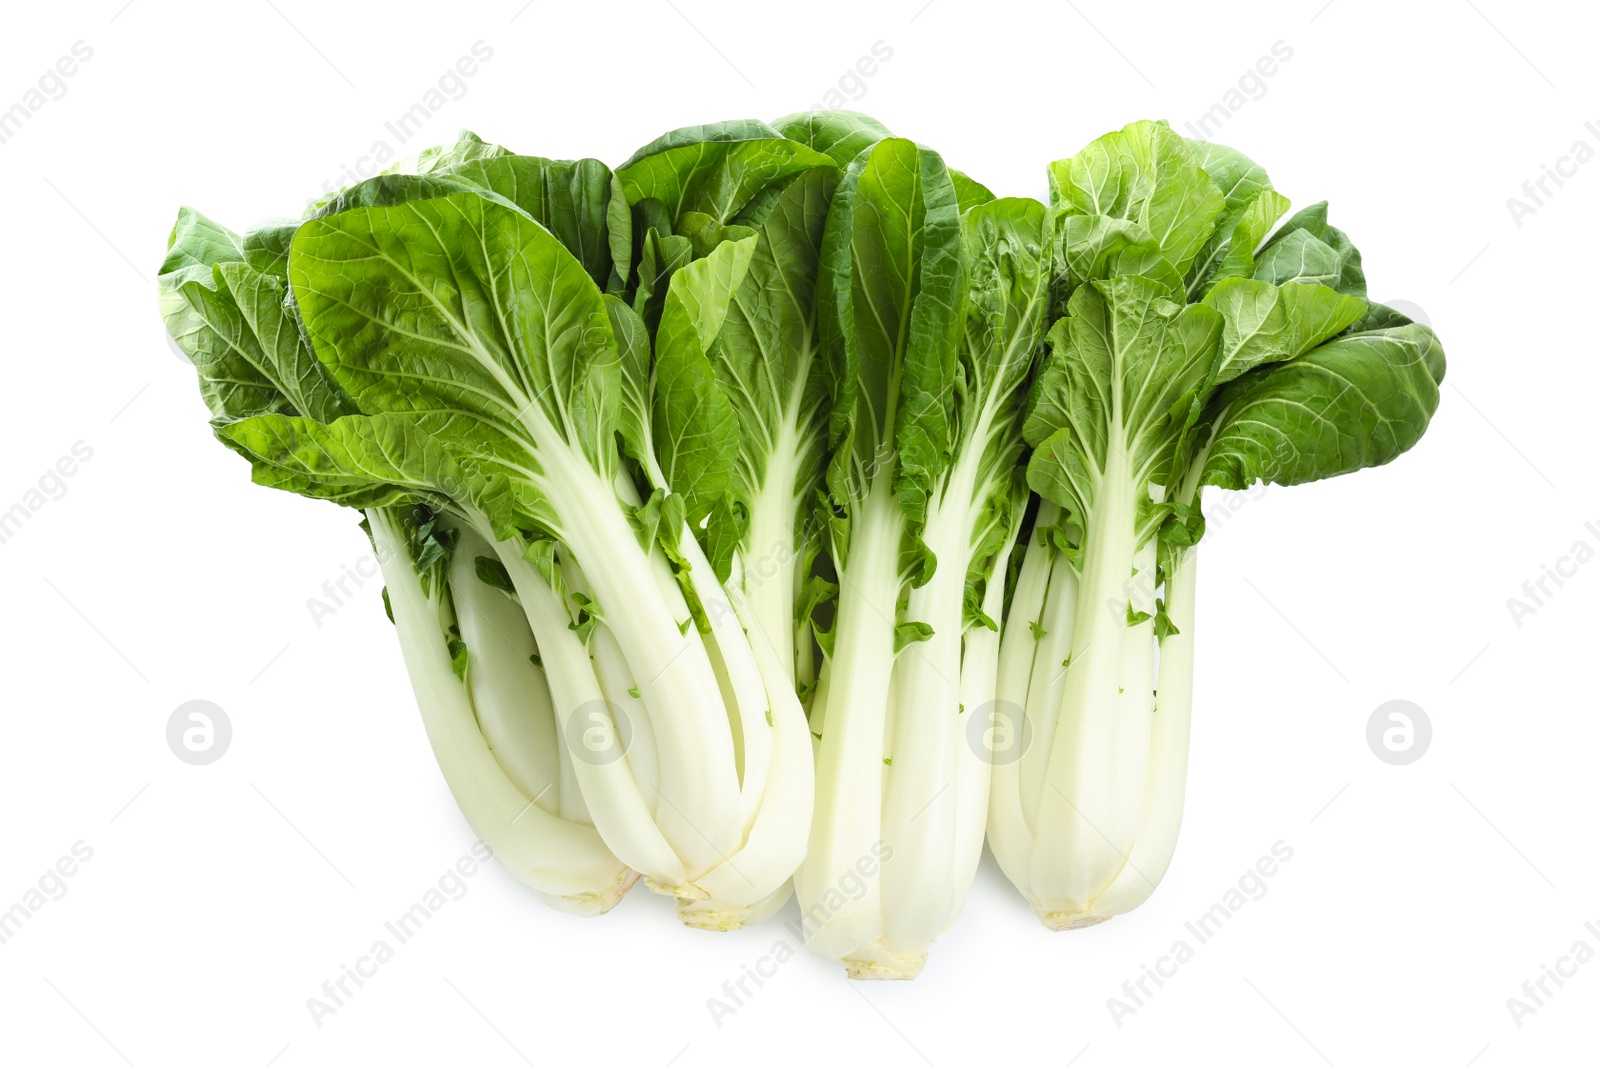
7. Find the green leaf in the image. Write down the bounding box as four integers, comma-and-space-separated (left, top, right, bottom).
474, 555, 516, 594
215, 412, 526, 532
675, 211, 759, 258
819, 137, 965, 571
1183, 139, 1289, 297
1157, 500, 1206, 548
217, 263, 352, 421
160, 206, 244, 275
568, 591, 601, 644
1207, 190, 1291, 291
955, 197, 1051, 593
617, 120, 836, 227
622, 486, 670, 554
796, 574, 839, 626
1255, 202, 1366, 297
772, 109, 892, 167
1202, 321, 1445, 490
159, 209, 323, 423
1049, 121, 1225, 279
950, 169, 997, 213
288, 190, 623, 530
713, 166, 837, 532
308, 132, 629, 291
1169, 277, 1365, 466
412, 130, 507, 172
569, 613, 598, 644
308, 172, 505, 220
964, 579, 998, 631
1153, 598, 1180, 639
814, 619, 836, 659
652, 234, 758, 556
631, 227, 694, 332
1055, 214, 1183, 297
242, 220, 299, 278
1201, 278, 1291, 386
605, 294, 655, 470
1026, 276, 1221, 522
453, 155, 618, 289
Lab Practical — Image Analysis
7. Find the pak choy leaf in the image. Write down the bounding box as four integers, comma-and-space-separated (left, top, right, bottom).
159, 208, 353, 424
1024, 275, 1221, 539
649, 232, 759, 577
616, 119, 836, 229
1183, 139, 1290, 299
287, 189, 623, 528
773, 109, 892, 168
819, 136, 966, 576
1252, 201, 1367, 296
1049, 121, 1226, 295
1198, 319, 1445, 491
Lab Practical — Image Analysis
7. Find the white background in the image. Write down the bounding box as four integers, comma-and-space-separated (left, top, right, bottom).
1, 1, 1594, 1064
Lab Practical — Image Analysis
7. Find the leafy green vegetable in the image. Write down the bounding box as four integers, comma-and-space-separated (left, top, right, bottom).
161, 127, 832, 930
796, 135, 1051, 978
157, 116, 1445, 975
989, 121, 1445, 935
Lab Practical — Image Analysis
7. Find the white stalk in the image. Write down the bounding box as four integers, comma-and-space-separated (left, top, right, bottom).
1091, 451, 1208, 916
949, 524, 1016, 917
1027, 446, 1141, 926
491, 539, 685, 885
555, 554, 661, 817
686, 592, 815, 927
739, 421, 804, 676
796, 476, 902, 964
368, 509, 634, 913
1018, 549, 1080, 829
538, 445, 742, 873
987, 514, 1055, 895
587, 623, 661, 816
1093, 544, 1196, 914
447, 531, 560, 815
874, 422, 1005, 970
678, 532, 773, 833
553, 692, 586, 825
1095, 518, 1159, 900
876, 498, 966, 972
